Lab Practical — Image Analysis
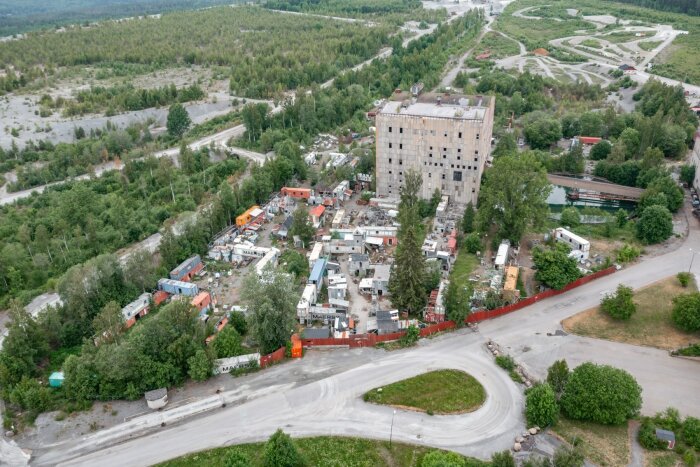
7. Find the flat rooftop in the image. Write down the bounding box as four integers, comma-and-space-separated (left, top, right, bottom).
379, 92, 491, 121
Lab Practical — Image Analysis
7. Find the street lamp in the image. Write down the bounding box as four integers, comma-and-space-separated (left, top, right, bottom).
389, 409, 397, 448
689, 248, 699, 273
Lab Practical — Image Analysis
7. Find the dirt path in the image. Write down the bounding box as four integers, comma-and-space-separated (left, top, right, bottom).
628, 420, 644, 467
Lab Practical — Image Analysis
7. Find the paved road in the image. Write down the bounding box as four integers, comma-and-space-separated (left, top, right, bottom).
35, 332, 524, 466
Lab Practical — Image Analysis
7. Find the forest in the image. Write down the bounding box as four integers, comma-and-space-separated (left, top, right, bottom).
234, 9, 485, 152
262, 0, 445, 23
604, 0, 700, 15
0, 0, 240, 36
57, 83, 205, 117
0, 152, 246, 305
0, 7, 393, 99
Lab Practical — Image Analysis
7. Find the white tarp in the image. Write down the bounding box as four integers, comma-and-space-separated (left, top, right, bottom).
213, 353, 260, 375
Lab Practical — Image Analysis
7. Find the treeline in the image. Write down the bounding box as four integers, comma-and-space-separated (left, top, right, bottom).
265, 0, 421, 14
57, 83, 205, 117
0, 0, 242, 36
0, 152, 246, 305
604, 0, 699, 16
0, 7, 392, 99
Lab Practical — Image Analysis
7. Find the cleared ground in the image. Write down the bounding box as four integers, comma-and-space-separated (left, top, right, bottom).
562, 276, 700, 350
551, 417, 630, 467
363, 369, 486, 414
156, 436, 487, 467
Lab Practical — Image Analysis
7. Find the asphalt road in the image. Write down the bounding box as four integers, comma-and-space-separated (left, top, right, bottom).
35, 332, 524, 466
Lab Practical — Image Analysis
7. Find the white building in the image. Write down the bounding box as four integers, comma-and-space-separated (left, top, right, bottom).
553, 227, 590, 261
495, 241, 509, 269
297, 283, 317, 323
255, 247, 280, 277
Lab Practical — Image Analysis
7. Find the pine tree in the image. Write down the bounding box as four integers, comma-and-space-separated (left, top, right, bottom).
389, 170, 427, 315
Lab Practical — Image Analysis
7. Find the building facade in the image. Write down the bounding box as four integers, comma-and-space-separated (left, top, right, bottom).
375, 92, 495, 205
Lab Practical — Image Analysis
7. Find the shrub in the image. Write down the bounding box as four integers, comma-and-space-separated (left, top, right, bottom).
495, 355, 516, 371
553, 445, 584, 467
683, 417, 700, 450
264, 429, 303, 467
490, 451, 516, 467
464, 232, 481, 254
616, 244, 640, 263
546, 360, 570, 396
399, 325, 420, 347
601, 284, 636, 320
671, 293, 700, 332
675, 343, 700, 356
636, 205, 673, 244
421, 450, 466, 467
560, 362, 642, 425
639, 419, 667, 450
683, 449, 697, 467
560, 208, 581, 227
677, 272, 692, 288
525, 383, 559, 427
225, 448, 251, 467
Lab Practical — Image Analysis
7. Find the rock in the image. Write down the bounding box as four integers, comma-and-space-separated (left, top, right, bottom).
493, 350, 499, 356
377, 388, 383, 393
515, 436, 525, 443
529, 427, 538, 435
534, 426, 541, 433
513, 442, 522, 452
5, 431, 14, 437
522, 432, 530, 438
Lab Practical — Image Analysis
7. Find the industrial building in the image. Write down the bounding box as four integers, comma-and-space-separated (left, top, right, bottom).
553, 227, 590, 261
375, 91, 495, 205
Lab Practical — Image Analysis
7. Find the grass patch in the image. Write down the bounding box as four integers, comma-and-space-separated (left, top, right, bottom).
600, 31, 644, 43
451, 250, 479, 285
563, 277, 700, 350
363, 370, 485, 414
581, 38, 602, 49
638, 40, 663, 51
157, 436, 488, 467
552, 416, 630, 467
473, 31, 520, 58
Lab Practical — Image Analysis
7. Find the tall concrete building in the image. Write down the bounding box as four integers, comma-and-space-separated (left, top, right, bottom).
375, 92, 495, 205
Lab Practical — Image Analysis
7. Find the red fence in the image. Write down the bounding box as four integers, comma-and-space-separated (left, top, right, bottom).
260, 346, 285, 368
301, 266, 617, 349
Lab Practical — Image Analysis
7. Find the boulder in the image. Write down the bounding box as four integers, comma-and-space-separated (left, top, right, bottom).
529, 427, 538, 435
513, 442, 522, 452
515, 436, 525, 443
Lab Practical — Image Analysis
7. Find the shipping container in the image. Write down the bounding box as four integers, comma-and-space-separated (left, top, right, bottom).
158, 278, 199, 296
169, 255, 204, 282
191, 291, 212, 313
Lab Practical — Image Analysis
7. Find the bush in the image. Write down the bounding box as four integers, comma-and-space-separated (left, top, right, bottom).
495, 354, 516, 371
546, 360, 570, 396
639, 418, 667, 450
553, 445, 584, 467
464, 232, 481, 254
225, 448, 251, 467
525, 383, 559, 427
636, 205, 673, 244
671, 293, 700, 332
532, 244, 582, 290
490, 451, 516, 467
683, 417, 700, 450
590, 141, 612, 161
264, 429, 303, 467
560, 362, 642, 425
601, 284, 636, 320
675, 343, 700, 356
421, 450, 466, 467
399, 325, 420, 347
683, 450, 697, 467
616, 244, 640, 263
677, 272, 692, 288
560, 208, 581, 227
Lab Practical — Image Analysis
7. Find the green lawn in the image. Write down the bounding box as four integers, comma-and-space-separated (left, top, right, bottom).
563, 276, 700, 350
552, 417, 630, 467
599, 31, 642, 43
451, 250, 479, 285
363, 370, 486, 414
581, 38, 602, 49
473, 31, 520, 58
637, 40, 662, 51
157, 436, 488, 467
